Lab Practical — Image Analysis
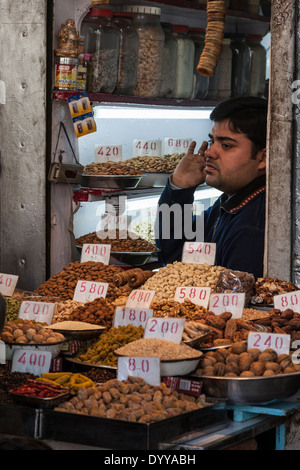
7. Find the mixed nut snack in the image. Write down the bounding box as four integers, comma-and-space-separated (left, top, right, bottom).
83, 161, 141, 176
76, 230, 157, 252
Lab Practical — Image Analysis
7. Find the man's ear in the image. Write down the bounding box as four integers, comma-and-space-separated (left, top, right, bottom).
258, 148, 267, 170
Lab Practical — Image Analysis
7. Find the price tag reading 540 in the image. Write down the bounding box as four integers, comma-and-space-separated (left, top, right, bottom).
73, 280, 109, 302
182, 242, 216, 265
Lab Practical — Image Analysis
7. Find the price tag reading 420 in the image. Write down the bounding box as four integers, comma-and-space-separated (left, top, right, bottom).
209, 293, 245, 318
0, 273, 19, 297
174, 286, 211, 308
117, 356, 161, 386
19, 301, 56, 325
113, 306, 153, 328
11, 348, 52, 375
273, 290, 300, 311
126, 290, 155, 309
73, 280, 109, 302
182, 242, 216, 265
247, 331, 291, 356
80, 243, 111, 264
144, 317, 185, 343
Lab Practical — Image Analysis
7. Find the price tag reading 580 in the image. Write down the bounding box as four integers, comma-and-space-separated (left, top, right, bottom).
174, 286, 211, 308
73, 280, 109, 302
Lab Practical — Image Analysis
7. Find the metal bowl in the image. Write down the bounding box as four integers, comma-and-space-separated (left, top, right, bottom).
44, 323, 106, 341
9, 389, 70, 409
195, 372, 300, 404
5, 341, 66, 361
160, 356, 202, 377
81, 174, 143, 190
110, 250, 159, 266
138, 172, 170, 188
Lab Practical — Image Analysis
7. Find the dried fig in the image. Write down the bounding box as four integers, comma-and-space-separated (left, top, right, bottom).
231, 341, 247, 355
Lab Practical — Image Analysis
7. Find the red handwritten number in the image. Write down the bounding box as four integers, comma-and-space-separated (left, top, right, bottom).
149, 319, 157, 332
141, 360, 149, 373
128, 358, 136, 371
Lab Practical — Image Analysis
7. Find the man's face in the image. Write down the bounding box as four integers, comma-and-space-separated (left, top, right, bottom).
204, 119, 266, 195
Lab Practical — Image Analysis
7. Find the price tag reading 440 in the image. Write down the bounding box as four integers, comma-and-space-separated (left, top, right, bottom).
11, 348, 52, 375
247, 331, 291, 356
174, 286, 211, 308
80, 243, 111, 265
182, 242, 216, 265
113, 306, 153, 328
126, 290, 155, 309
73, 280, 109, 302
19, 301, 56, 325
117, 356, 161, 386
273, 290, 300, 311
133, 139, 162, 157
0, 273, 19, 297
144, 317, 185, 343
209, 293, 245, 318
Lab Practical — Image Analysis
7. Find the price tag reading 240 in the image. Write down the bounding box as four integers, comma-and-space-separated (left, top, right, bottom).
126, 290, 155, 309
273, 290, 300, 311
174, 286, 211, 308
73, 280, 109, 303
80, 243, 111, 265
182, 242, 216, 265
144, 317, 185, 343
19, 301, 56, 325
113, 306, 153, 328
117, 356, 161, 386
209, 293, 245, 318
247, 331, 291, 356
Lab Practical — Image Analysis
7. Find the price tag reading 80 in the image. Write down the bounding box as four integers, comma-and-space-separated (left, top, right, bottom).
247, 331, 291, 356
126, 290, 155, 309
73, 280, 109, 303
19, 301, 56, 325
11, 348, 52, 375
117, 356, 161, 386
209, 293, 245, 318
273, 290, 300, 311
113, 306, 153, 328
182, 242, 216, 265
80, 243, 111, 265
144, 317, 185, 343
174, 286, 211, 308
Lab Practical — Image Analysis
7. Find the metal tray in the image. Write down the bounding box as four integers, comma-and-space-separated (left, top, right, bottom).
194, 371, 300, 405
9, 389, 70, 409
64, 357, 117, 371
0, 404, 38, 437
110, 250, 159, 266
39, 398, 227, 450
81, 174, 143, 190
137, 172, 170, 188
45, 324, 106, 341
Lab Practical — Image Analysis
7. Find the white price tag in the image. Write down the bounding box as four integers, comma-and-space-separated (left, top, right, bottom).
117, 356, 161, 386
273, 290, 300, 311
174, 286, 211, 308
94, 144, 122, 162
209, 293, 245, 318
19, 301, 55, 325
144, 317, 185, 343
11, 348, 52, 375
133, 139, 162, 157
73, 280, 109, 302
126, 289, 155, 309
0, 273, 18, 297
113, 306, 153, 328
182, 242, 216, 265
80, 243, 111, 264
164, 137, 192, 154
0, 340, 5, 364
247, 331, 291, 356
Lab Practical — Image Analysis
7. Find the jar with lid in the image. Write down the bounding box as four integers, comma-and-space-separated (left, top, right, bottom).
80, 8, 120, 93
230, 33, 251, 97
246, 34, 266, 97
171, 25, 195, 99
217, 38, 232, 100
123, 5, 165, 98
189, 27, 209, 100
159, 23, 178, 98
112, 12, 139, 95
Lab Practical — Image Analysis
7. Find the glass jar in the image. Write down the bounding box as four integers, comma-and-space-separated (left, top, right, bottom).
246, 34, 267, 97
123, 5, 165, 98
189, 27, 209, 100
171, 25, 195, 99
217, 38, 232, 100
230, 33, 251, 97
112, 12, 139, 95
206, 63, 220, 100
80, 8, 120, 93
159, 23, 178, 98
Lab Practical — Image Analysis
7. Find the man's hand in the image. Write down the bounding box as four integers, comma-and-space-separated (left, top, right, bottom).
171, 140, 208, 188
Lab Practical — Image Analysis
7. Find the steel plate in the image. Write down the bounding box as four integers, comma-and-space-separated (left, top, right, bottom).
81, 174, 143, 189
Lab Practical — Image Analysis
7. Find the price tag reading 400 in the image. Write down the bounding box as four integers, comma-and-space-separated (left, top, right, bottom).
19, 301, 56, 325
80, 243, 111, 265
117, 356, 161, 386
273, 290, 300, 311
247, 331, 291, 356
182, 242, 216, 265
0, 273, 19, 297
73, 280, 109, 303
174, 286, 211, 308
144, 317, 185, 343
126, 290, 155, 309
209, 293, 245, 318
11, 348, 52, 375
113, 306, 153, 328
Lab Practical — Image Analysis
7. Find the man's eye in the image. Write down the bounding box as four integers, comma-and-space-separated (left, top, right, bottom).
222, 143, 232, 149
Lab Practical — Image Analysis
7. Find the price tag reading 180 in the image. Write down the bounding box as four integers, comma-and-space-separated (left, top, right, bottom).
174, 286, 211, 308
247, 331, 291, 356
273, 290, 300, 311
126, 290, 155, 309
117, 356, 161, 386
144, 317, 185, 343
73, 280, 109, 303
182, 242, 216, 265
80, 243, 111, 265
0, 273, 19, 297
209, 293, 245, 318
113, 306, 153, 328
11, 348, 52, 375
19, 301, 56, 325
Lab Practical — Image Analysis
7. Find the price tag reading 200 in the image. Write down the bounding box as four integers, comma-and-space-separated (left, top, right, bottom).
19, 301, 56, 325
144, 317, 185, 343
174, 286, 211, 308
209, 293, 245, 318
73, 280, 109, 303
126, 290, 155, 309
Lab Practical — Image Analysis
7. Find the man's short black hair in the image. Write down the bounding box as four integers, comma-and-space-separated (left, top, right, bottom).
210, 97, 268, 156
